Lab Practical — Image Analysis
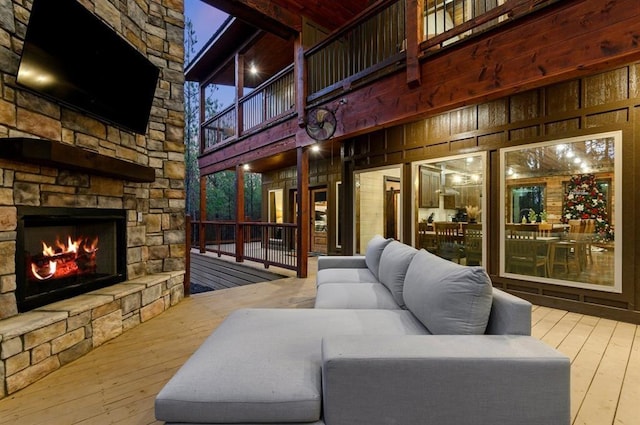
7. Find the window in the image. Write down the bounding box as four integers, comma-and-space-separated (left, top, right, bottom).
414, 153, 486, 266
500, 131, 621, 292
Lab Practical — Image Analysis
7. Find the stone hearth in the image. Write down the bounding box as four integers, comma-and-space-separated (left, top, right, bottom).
0, 0, 186, 397
0, 271, 184, 397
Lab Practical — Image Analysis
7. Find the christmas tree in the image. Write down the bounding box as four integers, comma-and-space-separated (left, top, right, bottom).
562, 174, 612, 240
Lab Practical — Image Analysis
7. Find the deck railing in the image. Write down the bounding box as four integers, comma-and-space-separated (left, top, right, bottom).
202, 105, 236, 151
305, 0, 405, 102
422, 0, 560, 50
201, 65, 295, 153
190, 220, 299, 272
240, 65, 295, 132
241, 222, 298, 271
199, 0, 557, 152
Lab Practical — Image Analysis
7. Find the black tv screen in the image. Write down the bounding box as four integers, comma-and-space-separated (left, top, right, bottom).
16, 0, 160, 134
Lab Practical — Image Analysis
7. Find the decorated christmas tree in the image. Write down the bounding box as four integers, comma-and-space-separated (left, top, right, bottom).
562, 174, 612, 240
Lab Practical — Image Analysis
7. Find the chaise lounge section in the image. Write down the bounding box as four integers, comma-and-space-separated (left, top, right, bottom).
155, 236, 570, 425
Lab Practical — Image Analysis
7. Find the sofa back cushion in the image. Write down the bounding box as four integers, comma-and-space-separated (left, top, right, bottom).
403, 249, 493, 335
365, 235, 393, 279
377, 241, 418, 307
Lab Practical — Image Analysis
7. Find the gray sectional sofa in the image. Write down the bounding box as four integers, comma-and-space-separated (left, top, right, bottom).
155, 236, 570, 425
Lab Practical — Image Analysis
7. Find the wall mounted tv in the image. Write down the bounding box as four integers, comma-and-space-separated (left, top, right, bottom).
16, 0, 160, 134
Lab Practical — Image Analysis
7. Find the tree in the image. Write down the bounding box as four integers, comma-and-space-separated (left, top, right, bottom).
562, 174, 612, 240
184, 18, 221, 219
244, 172, 262, 220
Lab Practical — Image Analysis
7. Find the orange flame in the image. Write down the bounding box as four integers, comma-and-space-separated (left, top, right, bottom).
32, 235, 99, 281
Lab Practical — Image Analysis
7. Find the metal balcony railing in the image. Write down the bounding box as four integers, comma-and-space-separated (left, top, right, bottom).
202, 105, 236, 151
241, 65, 295, 132
190, 219, 299, 272
305, 0, 406, 102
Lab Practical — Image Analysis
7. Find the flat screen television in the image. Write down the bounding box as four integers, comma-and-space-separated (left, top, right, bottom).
16, 0, 160, 134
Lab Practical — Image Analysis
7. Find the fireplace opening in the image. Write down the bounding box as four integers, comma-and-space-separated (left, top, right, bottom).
17, 207, 127, 312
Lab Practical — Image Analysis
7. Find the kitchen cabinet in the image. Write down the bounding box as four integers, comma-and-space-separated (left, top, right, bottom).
419, 166, 440, 208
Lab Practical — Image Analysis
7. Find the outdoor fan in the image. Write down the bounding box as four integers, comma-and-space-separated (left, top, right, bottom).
305, 107, 337, 141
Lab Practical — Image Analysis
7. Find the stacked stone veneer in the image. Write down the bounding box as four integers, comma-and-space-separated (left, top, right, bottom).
0, 0, 186, 397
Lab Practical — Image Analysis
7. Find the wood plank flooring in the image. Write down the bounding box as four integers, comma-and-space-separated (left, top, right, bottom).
0, 257, 637, 425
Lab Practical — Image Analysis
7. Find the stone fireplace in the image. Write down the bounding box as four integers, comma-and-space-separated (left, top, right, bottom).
16, 206, 128, 312
0, 0, 186, 398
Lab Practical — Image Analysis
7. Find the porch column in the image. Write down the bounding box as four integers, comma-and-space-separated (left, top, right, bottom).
235, 53, 244, 137
406, 0, 423, 88
199, 174, 206, 253
199, 83, 206, 152
296, 146, 309, 278
402, 162, 413, 244
236, 164, 245, 262
340, 145, 355, 256
294, 35, 306, 128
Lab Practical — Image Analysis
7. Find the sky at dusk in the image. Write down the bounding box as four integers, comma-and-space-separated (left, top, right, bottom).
184, 0, 234, 107
184, 0, 228, 59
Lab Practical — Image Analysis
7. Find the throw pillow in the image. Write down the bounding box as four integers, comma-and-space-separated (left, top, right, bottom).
377, 240, 418, 307
365, 235, 393, 279
403, 249, 493, 334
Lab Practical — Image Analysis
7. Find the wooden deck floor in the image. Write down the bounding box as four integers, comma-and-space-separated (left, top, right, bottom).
0, 258, 637, 424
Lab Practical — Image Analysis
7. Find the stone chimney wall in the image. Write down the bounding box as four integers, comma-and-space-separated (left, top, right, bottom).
0, 0, 186, 319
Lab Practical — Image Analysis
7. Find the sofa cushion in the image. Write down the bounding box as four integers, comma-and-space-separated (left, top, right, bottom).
315, 282, 402, 309
155, 308, 428, 424
317, 267, 378, 285
365, 235, 393, 279
403, 249, 493, 335
377, 240, 418, 308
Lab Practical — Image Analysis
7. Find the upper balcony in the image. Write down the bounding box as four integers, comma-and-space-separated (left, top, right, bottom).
186, 0, 620, 173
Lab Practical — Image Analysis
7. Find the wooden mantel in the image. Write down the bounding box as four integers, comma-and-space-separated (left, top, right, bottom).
0, 138, 155, 183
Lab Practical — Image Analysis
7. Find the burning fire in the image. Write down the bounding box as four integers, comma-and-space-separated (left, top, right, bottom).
29, 236, 99, 281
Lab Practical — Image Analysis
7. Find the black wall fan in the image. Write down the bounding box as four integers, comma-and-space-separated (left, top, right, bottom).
305, 107, 337, 141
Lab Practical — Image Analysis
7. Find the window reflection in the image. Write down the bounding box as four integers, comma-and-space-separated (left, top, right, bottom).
500, 131, 621, 292
414, 153, 485, 266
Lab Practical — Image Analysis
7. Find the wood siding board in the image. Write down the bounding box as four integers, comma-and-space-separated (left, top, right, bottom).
449, 137, 477, 151
544, 118, 581, 136
584, 67, 630, 108
477, 131, 506, 147
509, 90, 540, 123
584, 109, 629, 128
546, 80, 581, 116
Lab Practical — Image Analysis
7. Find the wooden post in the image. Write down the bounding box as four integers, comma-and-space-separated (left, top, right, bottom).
199, 174, 207, 253
402, 162, 413, 244
236, 164, 245, 262
406, 0, 423, 88
235, 53, 244, 137
340, 147, 355, 256
184, 214, 191, 297
199, 83, 206, 152
296, 146, 309, 278
294, 35, 307, 128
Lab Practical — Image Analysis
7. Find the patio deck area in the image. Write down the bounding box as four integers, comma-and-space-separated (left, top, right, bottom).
0, 257, 637, 424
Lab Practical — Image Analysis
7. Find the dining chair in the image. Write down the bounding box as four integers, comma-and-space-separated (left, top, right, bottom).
433, 222, 465, 263
505, 227, 549, 277
464, 223, 482, 266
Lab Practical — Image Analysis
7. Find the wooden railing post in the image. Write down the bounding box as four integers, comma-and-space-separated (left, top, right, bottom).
236, 164, 245, 262
184, 214, 191, 297
296, 146, 309, 278
295, 36, 306, 128
406, 0, 422, 88
235, 53, 244, 138
199, 176, 206, 253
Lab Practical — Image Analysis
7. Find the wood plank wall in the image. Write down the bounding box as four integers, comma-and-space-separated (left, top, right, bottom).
262, 156, 342, 253
343, 62, 640, 323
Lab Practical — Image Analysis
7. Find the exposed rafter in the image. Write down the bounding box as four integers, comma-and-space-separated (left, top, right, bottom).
200, 0, 300, 39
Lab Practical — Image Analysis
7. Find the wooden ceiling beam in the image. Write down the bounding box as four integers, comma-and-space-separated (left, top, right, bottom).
200, 0, 301, 38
